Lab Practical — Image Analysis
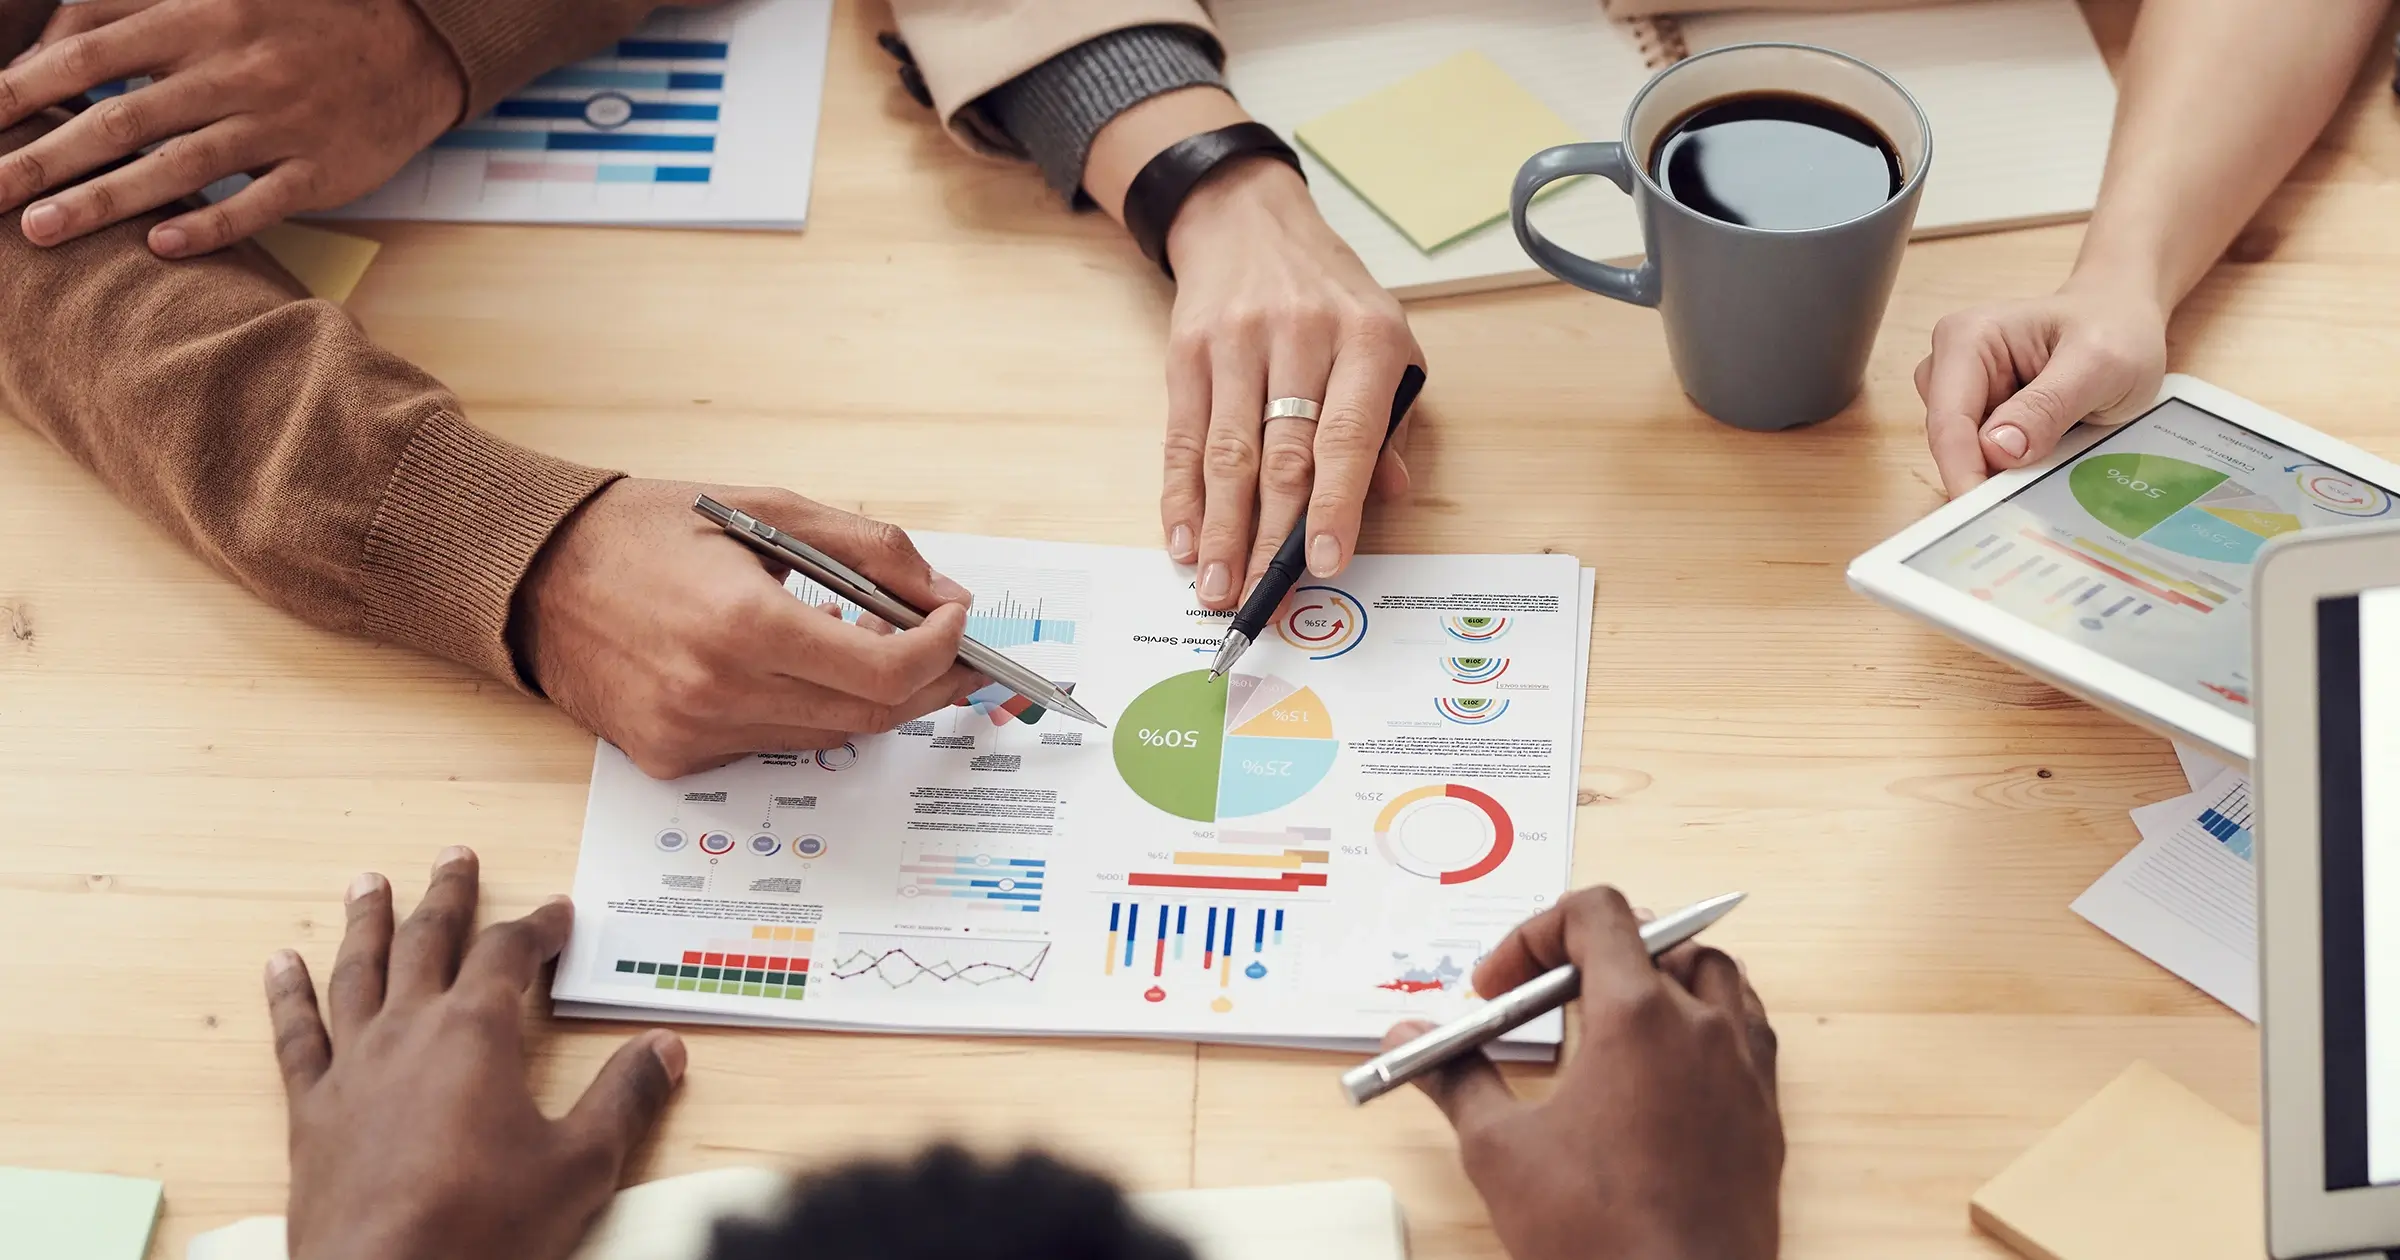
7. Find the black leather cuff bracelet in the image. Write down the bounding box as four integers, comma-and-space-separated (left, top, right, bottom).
1121, 121, 1305, 279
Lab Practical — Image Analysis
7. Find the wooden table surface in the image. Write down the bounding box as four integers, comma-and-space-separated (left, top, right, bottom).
4, 1, 2394, 1255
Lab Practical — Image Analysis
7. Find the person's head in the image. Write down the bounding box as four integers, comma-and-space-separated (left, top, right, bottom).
708, 1144, 1195, 1260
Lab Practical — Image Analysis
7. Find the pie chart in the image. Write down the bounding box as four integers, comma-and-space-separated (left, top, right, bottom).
1375, 784, 1513, 884
1113, 670, 1339, 823
2067, 451, 2301, 564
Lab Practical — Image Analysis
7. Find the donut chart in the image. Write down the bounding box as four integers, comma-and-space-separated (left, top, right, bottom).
1375, 785, 1513, 884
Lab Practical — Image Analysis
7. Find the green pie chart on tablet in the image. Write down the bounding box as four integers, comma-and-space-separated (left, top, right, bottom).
1113, 670, 1339, 822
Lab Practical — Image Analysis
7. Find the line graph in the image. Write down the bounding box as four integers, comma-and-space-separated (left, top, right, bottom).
827, 932, 1051, 991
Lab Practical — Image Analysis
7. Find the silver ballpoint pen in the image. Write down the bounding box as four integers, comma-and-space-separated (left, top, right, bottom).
693, 495, 1103, 728
1339, 891, 1746, 1105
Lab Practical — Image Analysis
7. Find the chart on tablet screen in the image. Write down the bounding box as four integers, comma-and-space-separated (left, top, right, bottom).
1906, 399, 2396, 713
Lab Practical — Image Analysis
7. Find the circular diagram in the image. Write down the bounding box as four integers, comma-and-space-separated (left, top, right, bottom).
1375, 785, 1514, 884
697, 830, 736, 856
1275, 586, 1367, 660
1437, 696, 1509, 725
655, 828, 689, 853
582, 91, 636, 129
1442, 615, 1510, 642
2296, 466, 2394, 518
747, 833, 781, 857
1113, 670, 1338, 822
793, 835, 828, 859
1442, 656, 1508, 685
815, 743, 860, 772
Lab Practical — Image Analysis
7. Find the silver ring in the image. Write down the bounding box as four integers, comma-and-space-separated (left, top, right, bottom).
1264, 397, 1322, 423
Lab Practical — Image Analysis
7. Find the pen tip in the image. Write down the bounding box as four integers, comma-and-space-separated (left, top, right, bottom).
1205, 670, 1222, 682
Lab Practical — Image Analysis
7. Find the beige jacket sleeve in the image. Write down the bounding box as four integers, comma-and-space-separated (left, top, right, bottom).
888, 0, 1217, 157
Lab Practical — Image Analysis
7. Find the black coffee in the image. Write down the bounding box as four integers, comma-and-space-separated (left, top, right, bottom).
1648, 92, 1901, 231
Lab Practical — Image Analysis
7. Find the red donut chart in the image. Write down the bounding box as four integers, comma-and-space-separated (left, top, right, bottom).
1374, 784, 1515, 885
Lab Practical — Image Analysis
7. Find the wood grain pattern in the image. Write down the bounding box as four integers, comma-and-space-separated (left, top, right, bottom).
1, 2, 2389, 1256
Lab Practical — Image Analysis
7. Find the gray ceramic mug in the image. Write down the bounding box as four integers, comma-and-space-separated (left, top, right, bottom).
1509, 43, 1931, 431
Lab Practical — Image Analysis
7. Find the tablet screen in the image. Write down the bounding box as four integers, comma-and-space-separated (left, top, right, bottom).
2320, 588, 2400, 1189
1905, 399, 2397, 715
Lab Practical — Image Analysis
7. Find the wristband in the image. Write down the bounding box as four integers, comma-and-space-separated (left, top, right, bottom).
1121, 122, 1305, 279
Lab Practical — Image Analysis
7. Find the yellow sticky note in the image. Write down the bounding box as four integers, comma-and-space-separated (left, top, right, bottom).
1296, 50, 1586, 253
254, 222, 382, 304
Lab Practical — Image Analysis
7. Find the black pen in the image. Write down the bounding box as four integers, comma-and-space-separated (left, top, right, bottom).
1207, 363, 1427, 680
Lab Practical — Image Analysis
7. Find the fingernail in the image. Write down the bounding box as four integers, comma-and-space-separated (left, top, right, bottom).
150, 225, 188, 257
1986, 424, 2028, 460
435, 844, 474, 870
9, 43, 38, 68
1199, 562, 1230, 602
1169, 524, 1194, 562
930, 571, 972, 607
1307, 533, 1340, 577
22, 202, 61, 242
345, 872, 385, 903
649, 1030, 688, 1084
266, 949, 300, 979
543, 893, 573, 910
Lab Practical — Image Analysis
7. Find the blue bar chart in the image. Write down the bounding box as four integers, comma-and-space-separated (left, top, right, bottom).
318, 0, 830, 227
898, 842, 1045, 913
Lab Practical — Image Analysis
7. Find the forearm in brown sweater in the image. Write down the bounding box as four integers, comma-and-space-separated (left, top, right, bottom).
0, 109, 621, 686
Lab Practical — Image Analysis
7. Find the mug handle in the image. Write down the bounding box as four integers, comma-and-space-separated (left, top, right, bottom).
1510, 142, 1661, 308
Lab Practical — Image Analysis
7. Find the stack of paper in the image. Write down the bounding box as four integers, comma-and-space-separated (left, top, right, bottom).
2071, 747, 2256, 1019
553, 535, 1595, 1058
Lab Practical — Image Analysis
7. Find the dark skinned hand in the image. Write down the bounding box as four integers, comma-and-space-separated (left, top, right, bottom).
264, 847, 687, 1260
1385, 886, 1784, 1260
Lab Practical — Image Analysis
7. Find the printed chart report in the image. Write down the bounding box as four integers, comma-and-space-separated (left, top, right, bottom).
1906, 398, 2397, 713
554, 535, 1592, 1052
318, 0, 831, 227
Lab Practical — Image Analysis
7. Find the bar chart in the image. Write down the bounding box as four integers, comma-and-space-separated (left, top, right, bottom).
898, 841, 1046, 912
318, 0, 831, 226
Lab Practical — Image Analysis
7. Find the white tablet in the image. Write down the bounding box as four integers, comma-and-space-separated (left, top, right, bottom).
2256, 523, 2400, 1257
1848, 375, 2400, 761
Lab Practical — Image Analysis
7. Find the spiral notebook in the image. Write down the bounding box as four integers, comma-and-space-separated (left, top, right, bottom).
1213, 0, 2117, 299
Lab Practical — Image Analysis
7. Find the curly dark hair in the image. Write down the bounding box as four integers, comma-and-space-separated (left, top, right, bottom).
707, 1145, 1197, 1260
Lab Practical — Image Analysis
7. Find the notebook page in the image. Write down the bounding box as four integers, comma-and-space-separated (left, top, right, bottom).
1213, 0, 1655, 299
1678, 0, 2116, 236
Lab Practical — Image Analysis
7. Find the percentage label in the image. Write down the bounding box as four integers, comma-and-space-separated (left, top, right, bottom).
1354, 791, 1385, 802
1238, 760, 1293, 777
1137, 728, 1203, 749
1339, 845, 1369, 857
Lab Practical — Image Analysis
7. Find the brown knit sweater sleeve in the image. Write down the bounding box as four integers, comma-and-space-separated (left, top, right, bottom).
406, 0, 701, 119
0, 112, 621, 687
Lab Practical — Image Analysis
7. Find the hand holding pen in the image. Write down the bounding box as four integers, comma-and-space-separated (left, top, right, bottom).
515, 479, 988, 780
1374, 887, 1783, 1260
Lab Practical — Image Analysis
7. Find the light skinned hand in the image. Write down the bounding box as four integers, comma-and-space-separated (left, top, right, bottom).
1917, 279, 2168, 497
511, 478, 984, 780
1161, 156, 1421, 609
268, 848, 686, 1260
1385, 886, 1783, 1260
0, 0, 464, 256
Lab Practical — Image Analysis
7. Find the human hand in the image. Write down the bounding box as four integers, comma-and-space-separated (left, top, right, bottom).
1161, 157, 1421, 609
1917, 279, 2168, 497
267, 848, 686, 1260
512, 478, 984, 779
1387, 887, 1783, 1260
0, 0, 463, 256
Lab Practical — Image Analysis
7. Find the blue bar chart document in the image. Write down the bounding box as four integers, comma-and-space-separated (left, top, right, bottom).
553, 534, 1595, 1055
319, 0, 830, 228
